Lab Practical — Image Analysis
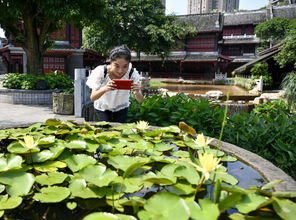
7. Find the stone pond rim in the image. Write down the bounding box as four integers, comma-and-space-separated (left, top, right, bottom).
1, 122, 295, 192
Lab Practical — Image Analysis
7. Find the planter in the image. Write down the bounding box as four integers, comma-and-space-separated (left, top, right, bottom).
0, 88, 54, 105
52, 92, 74, 115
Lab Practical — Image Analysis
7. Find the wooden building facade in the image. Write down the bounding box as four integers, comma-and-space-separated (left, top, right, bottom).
132, 4, 296, 80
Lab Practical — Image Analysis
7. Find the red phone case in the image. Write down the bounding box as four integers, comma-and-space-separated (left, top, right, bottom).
113, 79, 133, 90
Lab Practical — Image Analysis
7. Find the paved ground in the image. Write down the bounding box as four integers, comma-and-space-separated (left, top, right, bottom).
0, 103, 85, 128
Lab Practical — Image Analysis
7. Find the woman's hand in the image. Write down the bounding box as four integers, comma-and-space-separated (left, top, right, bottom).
131, 83, 143, 102
103, 80, 116, 92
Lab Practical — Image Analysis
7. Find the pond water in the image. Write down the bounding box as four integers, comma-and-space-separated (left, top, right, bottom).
158, 84, 250, 96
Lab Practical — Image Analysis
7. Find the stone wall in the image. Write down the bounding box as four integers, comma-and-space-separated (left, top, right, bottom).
0, 88, 54, 105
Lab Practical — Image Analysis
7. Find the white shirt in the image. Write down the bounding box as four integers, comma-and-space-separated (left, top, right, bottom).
86, 63, 140, 112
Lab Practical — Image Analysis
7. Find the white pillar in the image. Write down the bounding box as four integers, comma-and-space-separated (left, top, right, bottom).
74, 68, 86, 117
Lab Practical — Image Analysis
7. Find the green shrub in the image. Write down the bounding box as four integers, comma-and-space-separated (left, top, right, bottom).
128, 94, 296, 179
128, 94, 225, 137
281, 71, 296, 110
224, 103, 296, 179
2, 72, 73, 90
250, 62, 273, 89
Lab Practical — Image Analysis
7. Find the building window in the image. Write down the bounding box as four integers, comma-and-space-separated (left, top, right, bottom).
43, 56, 65, 73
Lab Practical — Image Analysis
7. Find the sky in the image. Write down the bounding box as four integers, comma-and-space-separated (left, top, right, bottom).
166, 0, 269, 15
0, 0, 269, 38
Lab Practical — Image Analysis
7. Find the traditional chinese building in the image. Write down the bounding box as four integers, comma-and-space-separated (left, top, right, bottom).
132, 4, 296, 80
0, 24, 105, 78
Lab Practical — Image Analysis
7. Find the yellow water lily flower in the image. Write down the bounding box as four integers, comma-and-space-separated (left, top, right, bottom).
135, 121, 150, 131
193, 152, 221, 180
19, 136, 38, 149
194, 133, 213, 148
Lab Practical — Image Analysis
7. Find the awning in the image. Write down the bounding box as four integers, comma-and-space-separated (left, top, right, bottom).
233, 49, 279, 74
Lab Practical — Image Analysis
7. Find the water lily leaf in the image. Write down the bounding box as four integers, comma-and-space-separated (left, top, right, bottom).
221, 155, 237, 162
171, 140, 186, 147
78, 164, 118, 187
137, 192, 190, 220
66, 201, 77, 210
150, 156, 175, 163
219, 193, 243, 212
229, 213, 278, 220
84, 212, 137, 220
0, 170, 35, 196
212, 172, 238, 185
120, 177, 144, 193
95, 121, 110, 126
32, 150, 54, 163
0, 184, 5, 193
33, 186, 70, 203
171, 150, 190, 158
64, 140, 87, 150
154, 143, 175, 151
34, 161, 67, 172
49, 142, 66, 159
165, 182, 196, 195
143, 129, 163, 137
189, 198, 220, 220
126, 140, 154, 150
184, 140, 201, 149
69, 178, 105, 199
7, 141, 39, 154
273, 197, 296, 220
62, 153, 96, 172
174, 165, 200, 185
55, 129, 70, 135
107, 155, 151, 171
198, 148, 224, 157
107, 138, 128, 147
85, 139, 100, 152
261, 180, 282, 190
160, 125, 180, 133
0, 195, 22, 210
123, 161, 150, 178
35, 172, 68, 186
0, 154, 23, 172
272, 191, 296, 198
160, 164, 181, 177
236, 193, 268, 214
143, 172, 176, 185
45, 118, 62, 126
38, 136, 56, 145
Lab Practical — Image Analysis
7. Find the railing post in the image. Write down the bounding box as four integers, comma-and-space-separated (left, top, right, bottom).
74, 68, 86, 117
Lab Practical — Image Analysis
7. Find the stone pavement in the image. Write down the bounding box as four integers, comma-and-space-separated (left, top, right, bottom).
0, 103, 85, 129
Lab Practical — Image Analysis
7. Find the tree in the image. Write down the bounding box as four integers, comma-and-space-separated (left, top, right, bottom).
82, 0, 195, 58
255, 17, 290, 49
0, 0, 106, 75
274, 28, 296, 69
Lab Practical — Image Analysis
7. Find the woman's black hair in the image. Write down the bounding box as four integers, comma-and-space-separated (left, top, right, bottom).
109, 45, 131, 62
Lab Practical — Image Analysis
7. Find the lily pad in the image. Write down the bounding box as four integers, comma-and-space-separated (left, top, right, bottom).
33, 186, 70, 203
62, 153, 96, 172
78, 164, 118, 187
0, 195, 22, 210
107, 155, 150, 171
0, 170, 35, 196
35, 172, 68, 186
138, 192, 190, 220
34, 161, 67, 172
0, 154, 23, 172
69, 178, 105, 199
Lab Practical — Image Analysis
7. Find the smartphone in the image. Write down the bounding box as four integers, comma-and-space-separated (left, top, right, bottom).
113, 79, 133, 90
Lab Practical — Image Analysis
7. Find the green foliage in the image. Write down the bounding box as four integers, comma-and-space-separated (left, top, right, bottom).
250, 62, 272, 88
275, 29, 296, 68
128, 94, 296, 179
224, 102, 296, 179
255, 17, 290, 47
0, 119, 295, 219
127, 94, 225, 137
280, 71, 296, 110
2, 72, 73, 90
82, 0, 195, 56
0, 0, 106, 75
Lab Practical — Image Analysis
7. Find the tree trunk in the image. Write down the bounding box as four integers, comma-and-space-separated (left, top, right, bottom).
21, 7, 48, 75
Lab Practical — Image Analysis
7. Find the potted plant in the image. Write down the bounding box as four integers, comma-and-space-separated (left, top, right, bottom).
52, 87, 74, 115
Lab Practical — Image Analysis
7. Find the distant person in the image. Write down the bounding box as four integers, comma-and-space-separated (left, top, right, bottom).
86, 45, 143, 123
